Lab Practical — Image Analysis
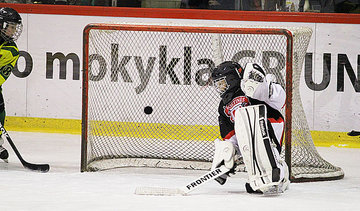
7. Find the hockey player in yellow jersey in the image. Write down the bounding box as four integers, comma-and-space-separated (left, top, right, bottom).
0, 7, 23, 162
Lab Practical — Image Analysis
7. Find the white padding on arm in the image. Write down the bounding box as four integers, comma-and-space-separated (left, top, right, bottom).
242, 74, 285, 111
241, 78, 263, 98
266, 81, 286, 111
248, 76, 270, 101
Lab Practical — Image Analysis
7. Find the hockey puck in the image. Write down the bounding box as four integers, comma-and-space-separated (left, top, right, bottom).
144, 106, 153, 115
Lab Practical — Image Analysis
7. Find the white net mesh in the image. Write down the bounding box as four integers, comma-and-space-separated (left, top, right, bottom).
81, 23, 344, 182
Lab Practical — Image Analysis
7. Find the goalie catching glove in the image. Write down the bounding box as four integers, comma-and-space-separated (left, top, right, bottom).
241, 63, 276, 102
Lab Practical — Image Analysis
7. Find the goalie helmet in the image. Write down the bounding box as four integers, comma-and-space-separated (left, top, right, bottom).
0, 7, 22, 42
211, 61, 243, 104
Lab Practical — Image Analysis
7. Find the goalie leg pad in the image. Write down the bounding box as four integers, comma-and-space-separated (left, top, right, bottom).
234, 104, 289, 193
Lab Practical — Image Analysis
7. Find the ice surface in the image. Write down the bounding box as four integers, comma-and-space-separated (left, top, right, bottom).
0, 131, 359, 211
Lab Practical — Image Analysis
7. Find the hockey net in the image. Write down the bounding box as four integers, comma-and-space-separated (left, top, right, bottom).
81, 23, 344, 182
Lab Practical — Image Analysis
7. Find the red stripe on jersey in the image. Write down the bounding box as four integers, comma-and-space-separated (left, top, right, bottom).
280, 128, 284, 147
223, 130, 235, 140
268, 117, 284, 124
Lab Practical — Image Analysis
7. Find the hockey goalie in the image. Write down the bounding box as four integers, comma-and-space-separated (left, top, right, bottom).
211, 61, 290, 194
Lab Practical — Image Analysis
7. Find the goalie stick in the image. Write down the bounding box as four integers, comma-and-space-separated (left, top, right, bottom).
135, 165, 230, 196
0, 123, 50, 172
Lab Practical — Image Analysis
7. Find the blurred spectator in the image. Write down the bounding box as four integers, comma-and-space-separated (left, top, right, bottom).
206, 0, 285, 11
181, 0, 209, 8
263, 0, 286, 10
117, 0, 141, 7
208, 0, 235, 9
299, 0, 327, 12
33, 0, 55, 3
335, 0, 359, 12
54, 0, 67, 4
299, 0, 359, 12
2, 0, 27, 3
264, 0, 278, 10
80, 0, 110, 6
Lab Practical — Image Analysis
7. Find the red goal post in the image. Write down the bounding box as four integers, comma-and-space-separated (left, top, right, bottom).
81, 23, 344, 182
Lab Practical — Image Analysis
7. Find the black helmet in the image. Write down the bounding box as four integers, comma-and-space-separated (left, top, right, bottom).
0, 7, 22, 42
211, 61, 243, 104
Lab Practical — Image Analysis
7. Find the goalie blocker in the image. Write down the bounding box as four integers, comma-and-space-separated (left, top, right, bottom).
235, 104, 289, 194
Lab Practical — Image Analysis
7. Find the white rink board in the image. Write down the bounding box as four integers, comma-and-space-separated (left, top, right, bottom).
4, 13, 360, 132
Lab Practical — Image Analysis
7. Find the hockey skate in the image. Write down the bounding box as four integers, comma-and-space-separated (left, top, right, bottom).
0, 136, 8, 163
245, 164, 290, 196
245, 182, 284, 196
260, 177, 290, 196
0, 145, 9, 163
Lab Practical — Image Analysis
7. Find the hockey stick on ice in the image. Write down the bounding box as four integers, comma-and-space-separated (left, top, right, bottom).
134, 165, 230, 196
0, 123, 50, 172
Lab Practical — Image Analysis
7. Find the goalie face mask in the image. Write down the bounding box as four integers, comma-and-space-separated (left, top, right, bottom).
212, 61, 243, 104
213, 76, 229, 96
